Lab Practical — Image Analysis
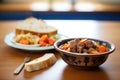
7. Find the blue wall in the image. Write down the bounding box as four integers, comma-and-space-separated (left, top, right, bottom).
0, 12, 120, 20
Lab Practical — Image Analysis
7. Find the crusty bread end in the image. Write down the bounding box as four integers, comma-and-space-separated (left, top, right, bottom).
25, 53, 57, 72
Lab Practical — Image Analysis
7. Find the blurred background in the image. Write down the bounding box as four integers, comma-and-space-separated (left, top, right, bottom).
0, 0, 120, 20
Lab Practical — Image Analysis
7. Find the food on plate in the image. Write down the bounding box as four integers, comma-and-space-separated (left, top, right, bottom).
38, 34, 56, 46
13, 33, 39, 45
13, 17, 59, 46
15, 17, 57, 36
13, 33, 59, 46
25, 53, 57, 72
59, 38, 109, 54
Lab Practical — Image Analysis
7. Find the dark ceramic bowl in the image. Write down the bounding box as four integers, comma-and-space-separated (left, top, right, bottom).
54, 38, 115, 69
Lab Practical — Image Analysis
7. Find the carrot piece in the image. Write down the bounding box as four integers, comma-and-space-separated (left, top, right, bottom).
19, 39, 29, 45
39, 41, 47, 46
90, 50, 99, 54
40, 35, 49, 43
48, 38, 55, 45
61, 44, 70, 50
39, 35, 49, 46
98, 45, 107, 52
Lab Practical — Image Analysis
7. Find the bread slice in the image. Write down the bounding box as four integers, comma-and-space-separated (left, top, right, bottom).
15, 17, 57, 36
24, 53, 57, 72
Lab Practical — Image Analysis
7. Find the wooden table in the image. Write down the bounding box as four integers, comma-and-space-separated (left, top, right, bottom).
0, 20, 120, 80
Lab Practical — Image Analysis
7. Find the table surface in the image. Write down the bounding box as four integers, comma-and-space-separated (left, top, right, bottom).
0, 20, 120, 80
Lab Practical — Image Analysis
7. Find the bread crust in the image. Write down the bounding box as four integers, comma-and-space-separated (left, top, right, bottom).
15, 17, 58, 36
15, 28, 58, 36
25, 53, 57, 72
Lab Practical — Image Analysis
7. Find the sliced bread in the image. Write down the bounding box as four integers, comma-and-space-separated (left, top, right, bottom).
15, 17, 57, 36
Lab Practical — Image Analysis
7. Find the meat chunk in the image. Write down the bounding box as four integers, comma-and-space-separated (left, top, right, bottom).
85, 40, 94, 48
76, 39, 94, 53
69, 39, 80, 52
69, 40, 77, 52
76, 39, 86, 53
77, 46, 83, 53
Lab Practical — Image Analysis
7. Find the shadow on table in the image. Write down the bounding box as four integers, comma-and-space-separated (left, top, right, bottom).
61, 65, 110, 80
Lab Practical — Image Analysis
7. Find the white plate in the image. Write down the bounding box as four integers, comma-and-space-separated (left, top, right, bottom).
4, 32, 67, 51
